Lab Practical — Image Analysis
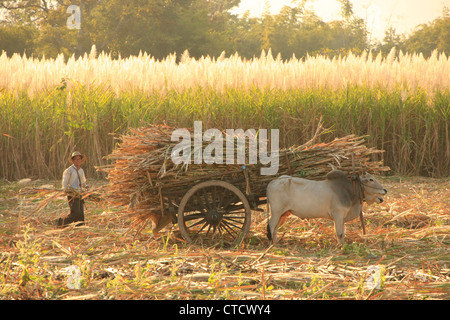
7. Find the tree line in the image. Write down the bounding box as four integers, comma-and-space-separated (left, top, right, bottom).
1, 0, 449, 60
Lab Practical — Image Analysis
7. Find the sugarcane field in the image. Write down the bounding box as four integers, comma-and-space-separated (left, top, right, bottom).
1, 1, 449, 303
1, 122, 449, 301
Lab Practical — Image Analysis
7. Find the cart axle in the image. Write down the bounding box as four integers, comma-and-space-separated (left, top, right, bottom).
205, 209, 222, 226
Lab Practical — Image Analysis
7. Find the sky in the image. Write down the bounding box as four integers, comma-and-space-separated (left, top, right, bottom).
231, 0, 449, 41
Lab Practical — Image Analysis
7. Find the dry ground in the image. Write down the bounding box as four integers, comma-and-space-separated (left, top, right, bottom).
0, 176, 448, 300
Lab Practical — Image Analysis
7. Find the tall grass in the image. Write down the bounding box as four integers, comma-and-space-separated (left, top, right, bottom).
1, 48, 448, 96
1, 47, 449, 179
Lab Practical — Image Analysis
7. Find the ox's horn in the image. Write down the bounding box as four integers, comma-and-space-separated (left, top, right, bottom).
351, 153, 356, 174
362, 164, 367, 175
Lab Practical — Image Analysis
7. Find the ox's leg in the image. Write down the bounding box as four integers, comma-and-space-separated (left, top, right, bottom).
267, 215, 277, 244
331, 211, 345, 245
268, 210, 291, 244
267, 208, 283, 244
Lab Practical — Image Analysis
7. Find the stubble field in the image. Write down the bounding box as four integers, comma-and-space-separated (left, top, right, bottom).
0, 176, 448, 300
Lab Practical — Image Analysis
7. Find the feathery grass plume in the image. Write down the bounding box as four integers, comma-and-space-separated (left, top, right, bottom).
1, 47, 448, 96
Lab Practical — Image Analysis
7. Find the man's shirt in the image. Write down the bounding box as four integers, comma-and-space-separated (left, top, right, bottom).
62, 165, 87, 190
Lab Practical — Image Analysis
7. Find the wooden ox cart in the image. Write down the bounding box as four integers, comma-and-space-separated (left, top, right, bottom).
98, 125, 389, 246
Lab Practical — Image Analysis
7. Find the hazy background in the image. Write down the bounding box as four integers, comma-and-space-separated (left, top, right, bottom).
233, 0, 447, 40
0, 0, 449, 60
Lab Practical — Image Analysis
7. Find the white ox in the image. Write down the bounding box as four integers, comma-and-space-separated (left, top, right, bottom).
266, 170, 387, 244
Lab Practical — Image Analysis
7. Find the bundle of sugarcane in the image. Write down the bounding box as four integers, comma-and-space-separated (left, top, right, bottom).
97, 124, 390, 234
18, 186, 103, 214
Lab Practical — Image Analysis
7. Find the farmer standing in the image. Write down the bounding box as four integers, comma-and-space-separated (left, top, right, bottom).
57, 151, 89, 227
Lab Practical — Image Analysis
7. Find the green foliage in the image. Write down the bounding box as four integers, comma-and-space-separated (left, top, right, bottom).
403, 16, 450, 57
0, 25, 36, 56
1, 85, 448, 180
1, 1, 447, 59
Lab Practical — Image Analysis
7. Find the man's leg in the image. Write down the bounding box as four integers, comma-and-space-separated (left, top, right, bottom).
58, 196, 84, 227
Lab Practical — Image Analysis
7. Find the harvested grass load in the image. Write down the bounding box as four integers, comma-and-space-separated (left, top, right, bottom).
18, 186, 103, 214
97, 124, 390, 234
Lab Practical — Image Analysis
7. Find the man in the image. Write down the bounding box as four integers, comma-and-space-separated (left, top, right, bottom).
57, 151, 89, 227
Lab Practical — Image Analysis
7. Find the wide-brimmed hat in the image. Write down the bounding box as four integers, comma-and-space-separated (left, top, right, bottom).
69, 151, 86, 164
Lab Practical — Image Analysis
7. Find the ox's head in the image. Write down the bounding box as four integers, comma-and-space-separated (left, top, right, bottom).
360, 173, 387, 204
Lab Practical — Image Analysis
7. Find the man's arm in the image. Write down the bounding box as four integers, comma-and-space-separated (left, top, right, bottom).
62, 168, 72, 190
80, 169, 89, 189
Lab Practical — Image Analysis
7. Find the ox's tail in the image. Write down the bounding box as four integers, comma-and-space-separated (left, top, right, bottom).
266, 194, 272, 242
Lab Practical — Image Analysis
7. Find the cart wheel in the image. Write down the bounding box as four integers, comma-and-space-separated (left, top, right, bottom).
177, 180, 251, 246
